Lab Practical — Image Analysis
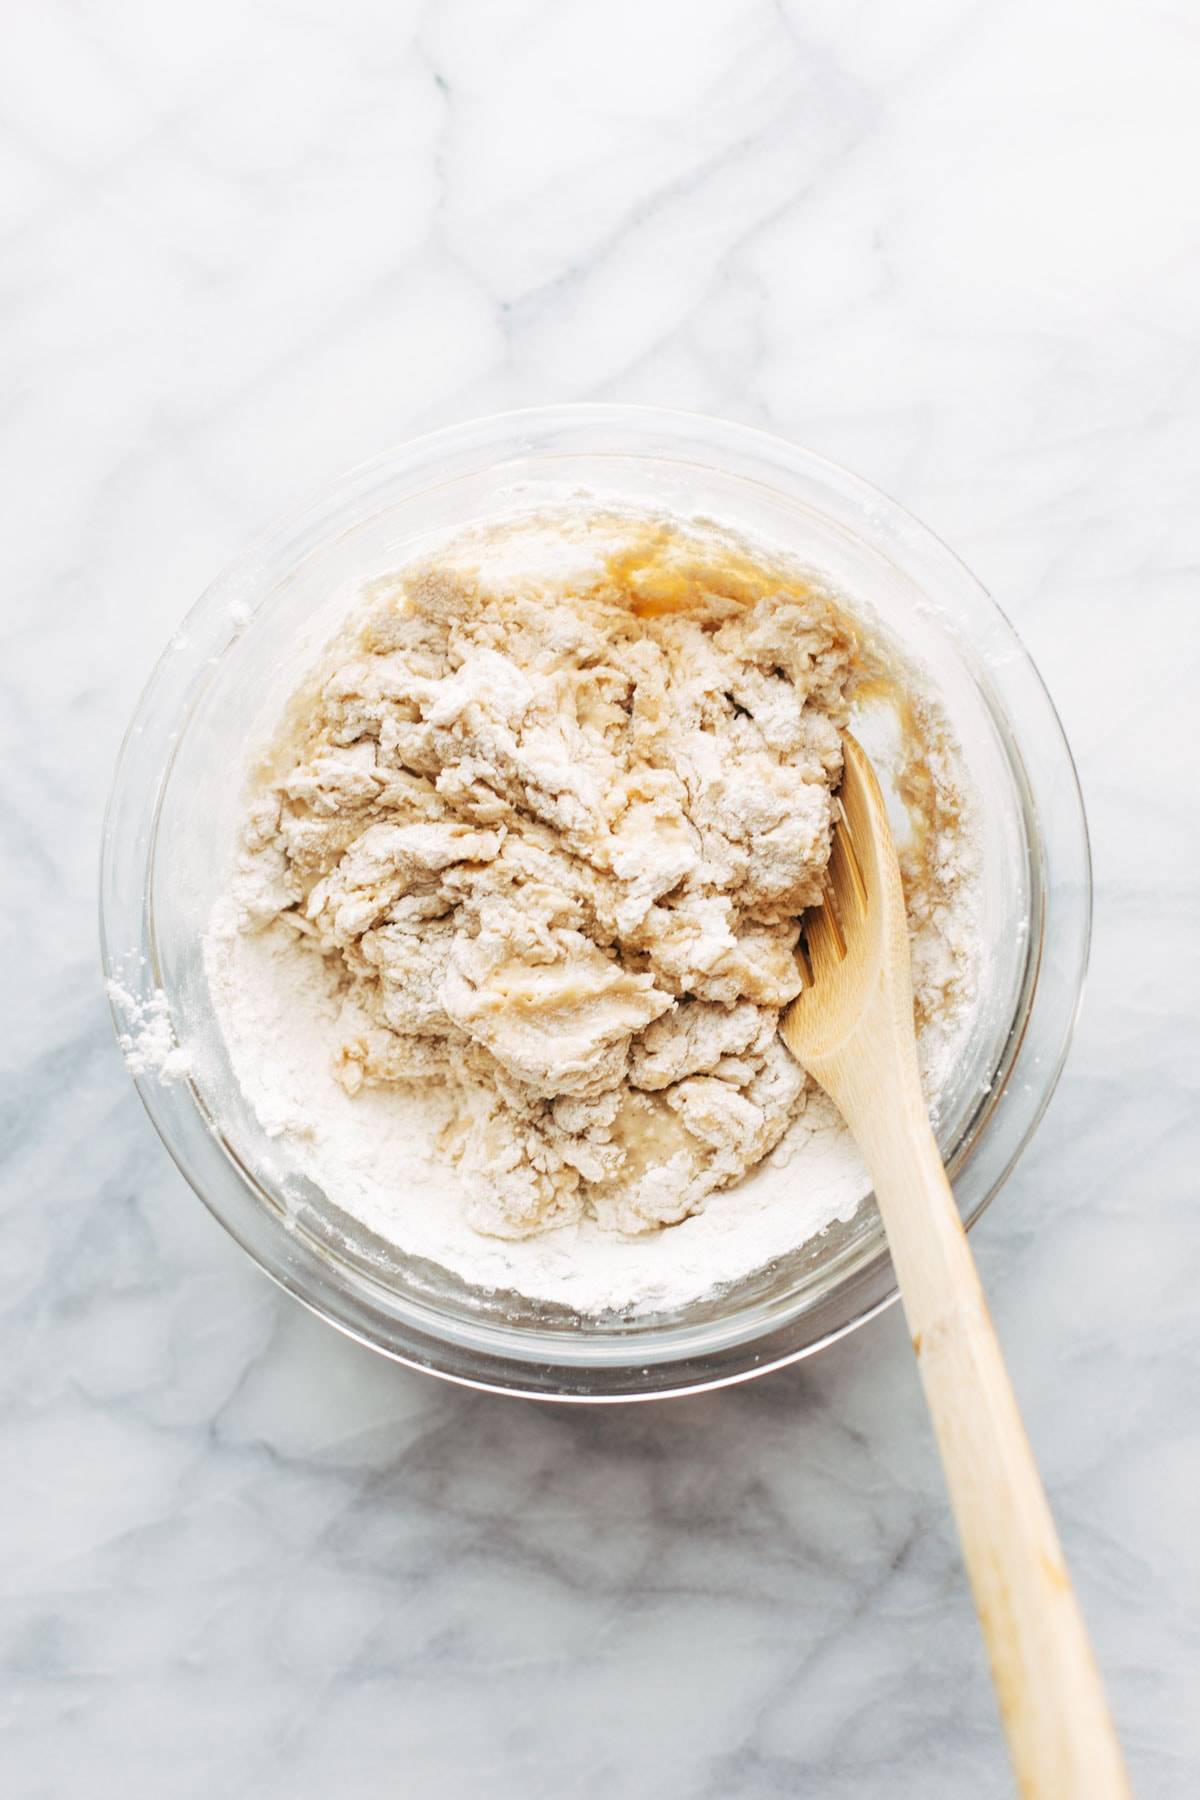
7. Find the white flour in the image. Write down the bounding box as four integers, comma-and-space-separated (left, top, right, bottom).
201, 509, 983, 1317
204, 896, 973, 1315
107, 975, 193, 1083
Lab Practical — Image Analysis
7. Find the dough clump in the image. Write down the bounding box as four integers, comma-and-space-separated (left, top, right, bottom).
235, 529, 855, 1237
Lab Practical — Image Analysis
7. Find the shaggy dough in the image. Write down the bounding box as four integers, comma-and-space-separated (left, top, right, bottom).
233, 529, 856, 1238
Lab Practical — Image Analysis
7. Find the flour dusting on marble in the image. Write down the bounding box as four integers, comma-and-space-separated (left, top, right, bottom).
107, 975, 193, 1084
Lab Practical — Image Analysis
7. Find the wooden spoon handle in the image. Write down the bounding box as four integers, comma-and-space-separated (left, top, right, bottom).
850, 1091, 1130, 1799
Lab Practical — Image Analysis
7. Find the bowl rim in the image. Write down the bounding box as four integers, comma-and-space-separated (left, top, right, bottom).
100, 402, 1092, 1401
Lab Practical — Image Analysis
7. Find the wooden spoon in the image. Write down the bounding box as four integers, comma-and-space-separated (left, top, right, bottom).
780, 734, 1129, 1800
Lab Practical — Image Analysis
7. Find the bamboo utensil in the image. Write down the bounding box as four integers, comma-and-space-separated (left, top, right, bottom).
780, 735, 1129, 1799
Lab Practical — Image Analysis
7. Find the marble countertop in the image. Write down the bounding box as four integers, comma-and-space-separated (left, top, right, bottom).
4, 2, 1198, 1794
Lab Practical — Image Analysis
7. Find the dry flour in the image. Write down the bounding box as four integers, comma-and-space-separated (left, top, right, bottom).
202, 510, 982, 1316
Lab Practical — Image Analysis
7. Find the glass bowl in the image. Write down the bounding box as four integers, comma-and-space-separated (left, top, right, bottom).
100, 405, 1090, 1401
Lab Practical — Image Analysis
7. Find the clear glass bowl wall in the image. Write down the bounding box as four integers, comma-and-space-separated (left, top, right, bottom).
101, 406, 1090, 1400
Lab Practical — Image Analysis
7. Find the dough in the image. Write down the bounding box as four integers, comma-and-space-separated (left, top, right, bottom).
233, 528, 856, 1238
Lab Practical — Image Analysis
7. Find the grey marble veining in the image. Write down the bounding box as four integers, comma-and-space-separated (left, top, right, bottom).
2, 2, 1198, 1795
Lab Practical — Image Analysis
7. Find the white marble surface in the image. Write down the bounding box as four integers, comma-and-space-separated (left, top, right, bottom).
3, 2, 1198, 1794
